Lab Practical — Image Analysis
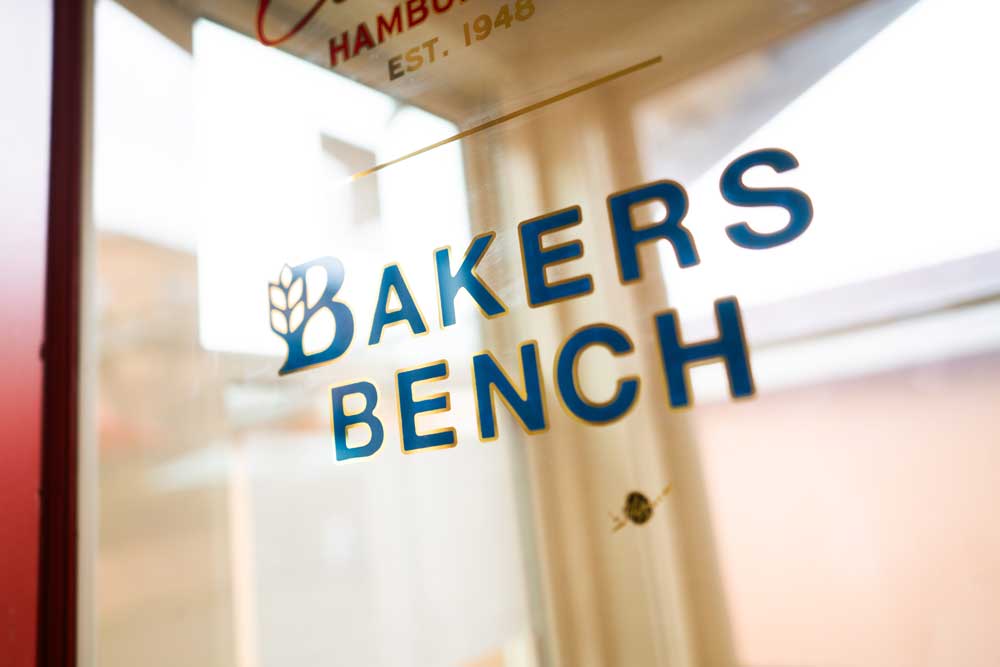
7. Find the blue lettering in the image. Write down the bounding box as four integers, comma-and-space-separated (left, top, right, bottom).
721, 148, 813, 249
519, 206, 594, 307
473, 342, 547, 440
331, 381, 384, 461
397, 361, 456, 453
654, 297, 755, 408
555, 325, 639, 424
608, 180, 698, 283
274, 257, 355, 375
435, 232, 507, 327
369, 264, 428, 345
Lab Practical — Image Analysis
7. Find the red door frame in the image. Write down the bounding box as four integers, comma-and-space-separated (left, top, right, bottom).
37, 0, 87, 665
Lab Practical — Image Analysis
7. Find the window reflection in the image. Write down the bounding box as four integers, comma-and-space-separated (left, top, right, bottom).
90, 0, 1000, 666
94, 4, 534, 666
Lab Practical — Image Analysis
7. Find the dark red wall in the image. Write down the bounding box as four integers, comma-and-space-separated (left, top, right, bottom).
0, 3, 52, 666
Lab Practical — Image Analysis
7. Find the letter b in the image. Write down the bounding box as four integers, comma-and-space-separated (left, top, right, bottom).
270, 257, 355, 375
331, 381, 384, 461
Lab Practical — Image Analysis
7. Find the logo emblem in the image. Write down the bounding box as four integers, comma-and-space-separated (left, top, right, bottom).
269, 257, 354, 375
609, 484, 672, 532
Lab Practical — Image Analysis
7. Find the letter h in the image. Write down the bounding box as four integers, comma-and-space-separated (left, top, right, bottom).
654, 297, 755, 408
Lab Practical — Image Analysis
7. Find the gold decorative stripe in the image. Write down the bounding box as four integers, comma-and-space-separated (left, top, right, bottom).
351, 56, 663, 180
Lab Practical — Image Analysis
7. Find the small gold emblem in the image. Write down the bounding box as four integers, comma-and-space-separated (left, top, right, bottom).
610, 484, 672, 532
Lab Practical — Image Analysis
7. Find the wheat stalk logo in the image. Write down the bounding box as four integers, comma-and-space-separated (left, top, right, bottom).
268, 258, 355, 375
269, 264, 306, 338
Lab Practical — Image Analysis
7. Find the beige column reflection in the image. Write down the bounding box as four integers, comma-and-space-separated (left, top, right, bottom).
463, 84, 737, 666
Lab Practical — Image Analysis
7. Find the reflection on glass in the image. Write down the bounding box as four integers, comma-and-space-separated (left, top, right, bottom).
89, 0, 1000, 666
94, 4, 534, 666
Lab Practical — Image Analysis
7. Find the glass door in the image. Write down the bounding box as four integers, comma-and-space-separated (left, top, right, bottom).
82, 1, 1000, 665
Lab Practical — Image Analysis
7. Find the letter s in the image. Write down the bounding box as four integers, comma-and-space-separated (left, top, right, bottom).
721, 148, 813, 250
405, 46, 424, 72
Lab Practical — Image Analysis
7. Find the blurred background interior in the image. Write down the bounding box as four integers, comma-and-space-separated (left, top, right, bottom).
86, 0, 1000, 665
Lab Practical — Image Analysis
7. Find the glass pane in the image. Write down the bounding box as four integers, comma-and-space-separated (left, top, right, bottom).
84, 1, 1000, 666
